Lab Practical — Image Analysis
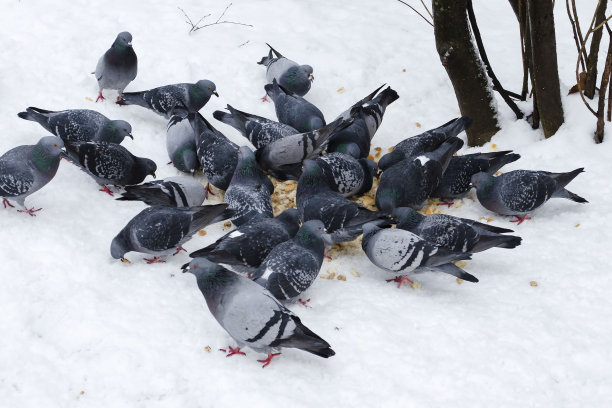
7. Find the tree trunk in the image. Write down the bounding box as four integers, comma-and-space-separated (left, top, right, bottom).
527, 0, 564, 138
594, 33, 612, 144
433, 0, 499, 146
584, 0, 608, 99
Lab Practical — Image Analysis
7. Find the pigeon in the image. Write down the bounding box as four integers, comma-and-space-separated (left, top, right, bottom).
252, 220, 326, 302
255, 117, 351, 180
189, 208, 300, 273
392, 207, 521, 253
265, 79, 325, 133
471, 169, 588, 224
314, 152, 378, 197
0, 136, 64, 216
94, 32, 137, 102
258, 43, 314, 96
378, 116, 472, 171
63, 141, 156, 194
432, 151, 521, 200
111, 203, 230, 263
117, 80, 218, 118
117, 176, 206, 207
224, 146, 274, 226
193, 115, 239, 193
327, 85, 399, 159
213, 104, 298, 149
166, 114, 198, 173
376, 138, 463, 212
297, 159, 389, 243
17, 107, 133, 145
361, 222, 477, 286
182, 257, 335, 367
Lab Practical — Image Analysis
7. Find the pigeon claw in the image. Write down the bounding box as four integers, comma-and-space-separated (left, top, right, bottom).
96, 92, 105, 102
2, 198, 15, 208
173, 246, 187, 256
257, 352, 281, 368
386, 275, 414, 288
99, 185, 114, 196
298, 298, 311, 308
17, 207, 42, 217
220, 346, 246, 357
144, 257, 166, 264
510, 214, 531, 225
260, 94, 269, 103
204, 183, 215, 200
438, 200, 455, 207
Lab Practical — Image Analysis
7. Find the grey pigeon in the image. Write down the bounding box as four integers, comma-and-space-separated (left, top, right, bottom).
297, 159, 389, 243
117, 80, 218, 118
392, 207, 521, 253
189, 208, 300, 272
376, 138, 463, 212
361, 222, 477, 286
265, 79, 325, 133
327, 85, 399, 159
166, 113, 198, 173
224, 146, 274, 226
63, 141, 156, 195
0, 136, 64, 215
258, 43, 314, 96
432, 151, 520, 200
471, 169, 588, 224
182, 257, 335, 367
17, 107, 132, 145
94, 32, 137, 102
255, 117, 351, 180
213, 104, 298, 149
378, 116, 472, 171
314, 152, 378, 197
252, 220, 326, 302
111, 203, 230, 263
194, 116, 239, 192
117, 176, 206, 207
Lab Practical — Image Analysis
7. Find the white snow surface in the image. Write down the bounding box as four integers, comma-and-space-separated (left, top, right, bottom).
1, 1, 611, 407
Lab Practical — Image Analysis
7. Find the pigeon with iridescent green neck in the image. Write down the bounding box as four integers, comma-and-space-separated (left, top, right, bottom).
94, 31, 137, 102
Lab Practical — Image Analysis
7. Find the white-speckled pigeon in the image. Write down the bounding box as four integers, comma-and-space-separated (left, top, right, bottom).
194, 115, 239, 191
166, 113, 198, 173
0, 136, 64, 215
265, 79, 325, 133
117, 176, 206, 207
224, 146, 274, 226
378, 116, 472, 170
182, 257, 335, 367
314, 152, 378, 197
361, 222, 477, 286
252, 220, 326, 302
94, 32, 137, 102
471, 168, 588, 224
117, 80, 218, 118
111, 203, 230, 263
258, 43, 314, 96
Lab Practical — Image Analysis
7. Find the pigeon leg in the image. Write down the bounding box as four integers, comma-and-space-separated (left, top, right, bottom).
2, 198, 15, 208
167, 161, 173, 165
438, 200, 455, 207
298, 298, 311, 308
204, 183, 215, 200
144, 257, 166, 264
17, 207, 42, 217
386, 275, 414, 288
173, 246, 187, 256
510, 214, 531, 225
96, 92, 105, 102
219, 346, 246, 357
99, 185, 114, 196
323, 249, 332, 260
261, 94, 269, 103
257, 352, 281, 368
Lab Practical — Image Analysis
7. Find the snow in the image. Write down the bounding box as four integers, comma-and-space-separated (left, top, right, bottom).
1, 0, 611, 407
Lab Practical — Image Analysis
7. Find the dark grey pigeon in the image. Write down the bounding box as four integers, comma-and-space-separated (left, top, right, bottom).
314, 152, 378, 197
297, 159, 389, 243
182, 257, 335, 367
327, 85, 399, 159
213, 104, 298, 149
432, 151, 520, 200
110, 203, 230, 263
189, 208, 300, 273
0, 136, 64, 215
361, 222, 477, 286
94, 32, 137, 102
17, 107, 132, 145
252, 220, 326, 302
265, 79, 325, 133
117, 80, 218, 118
166, 114, 198, 173
255, 117, 351, 180
471, 169, 588, 224
117, 176, 206, 207
63, 141, 156, 195
392, 207, 521, 253
258, 43, 314, 96
194, 115, 239, 192
224, 146, 274, 226
378, 116, 472, 171
376, 138, 463, 212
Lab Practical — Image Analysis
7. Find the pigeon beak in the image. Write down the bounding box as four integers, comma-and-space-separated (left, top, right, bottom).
151, 172, 157, 179
121, 257, 131, 264
213, 91, 219, 97
308, 74, 314, 82
127, 133, 133, 140
181, 262, 191, 273
127, 41, 132, 46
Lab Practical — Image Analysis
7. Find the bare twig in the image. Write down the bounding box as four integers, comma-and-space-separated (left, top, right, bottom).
178, 3, 253, 34
595, 23, 612, 143
571, 0, 589, 65
396, 0, 433, 27
238, 40, 250, 48
566, 0, 586, 71
420, 0, 433, 20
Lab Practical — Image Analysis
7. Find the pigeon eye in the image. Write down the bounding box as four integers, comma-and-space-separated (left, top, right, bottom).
193, 265, 198, 269
53, 144, 58, 147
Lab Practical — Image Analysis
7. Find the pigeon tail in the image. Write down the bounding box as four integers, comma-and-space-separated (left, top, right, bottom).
188, 204, 231, 236
279, 316, 335, 358
427, 137, 464, 172
471, 234, 522, 252
550, 168, 585, 191
116, 187, 172, 205
213, 105, 248, 135
485, 151, 521, 174
432, 116, 473, 140
378, 86, 400, 109
257, 47, 274, 66
17, 107, 52, 131
433, 263, 479, 283
553, 188, 588, 203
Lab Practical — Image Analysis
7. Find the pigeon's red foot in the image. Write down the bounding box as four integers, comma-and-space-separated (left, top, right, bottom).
219, 346, 246, 357
438, 200, 455, 207
510, 214, 531, 225
96, 92, 105, 102
261, 94, 269, 103
323, 249, 332, 260
17, 207, 42, 217
204, 183, 215, 200
386, 275, 413, 288
298, 298, 311, 308
144, 257, 166, 264
257, 352, 281, 368
116, 96, 123, 102
173, 246, 187, 256
167, 161, 173, 165
2, 198, 15, 208
99, 186, 114, 196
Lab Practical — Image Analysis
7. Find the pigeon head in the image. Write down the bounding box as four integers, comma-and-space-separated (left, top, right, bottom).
334, 142, 361, 159
392, 207, 423, 229
102, 120, 133, 143
299, 160, 328, 191
276, 208, 300, 234
378, 148, 406, 171
173, 146, 198, 173
375, 186, 400, 213
193, 79, 219, 101
114, 32, 133, 48
110, 232, 131, 262
264, 79, 282, 102
135, 158, 157, 180
234, 146, 258, 181
360, 158, 378, 178
284, 65, 314, 95
182, 258, 236, 291
295, 220, 326, 248
471, 172, 495, 190
32, 136, 65, 171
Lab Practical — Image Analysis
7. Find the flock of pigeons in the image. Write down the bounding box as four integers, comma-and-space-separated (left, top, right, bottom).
0, 32, 589, 367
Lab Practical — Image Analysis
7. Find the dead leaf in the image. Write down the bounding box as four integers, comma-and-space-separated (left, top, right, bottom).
337, 87, 345, 93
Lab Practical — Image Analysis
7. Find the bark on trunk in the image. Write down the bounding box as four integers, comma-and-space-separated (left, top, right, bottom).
594, 34, 612, 144
584, 0, 608, 99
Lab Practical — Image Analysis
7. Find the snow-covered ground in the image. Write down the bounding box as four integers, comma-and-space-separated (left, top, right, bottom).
1, 0, 611, 406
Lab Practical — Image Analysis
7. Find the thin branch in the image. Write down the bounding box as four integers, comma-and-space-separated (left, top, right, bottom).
566, 0, 586, 71
395, 0, 433, 27
420, 0, 433, 20
571, 0, 589, 65
178, 3, 253, 34
594, 25, 612, 143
